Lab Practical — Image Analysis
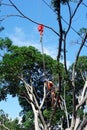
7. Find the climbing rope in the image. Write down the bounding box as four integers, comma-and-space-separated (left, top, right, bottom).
38, 24, 46, 74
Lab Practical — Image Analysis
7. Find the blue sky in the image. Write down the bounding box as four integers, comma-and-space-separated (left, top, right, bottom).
0, 0, 87, 119
0, 95, 22, 119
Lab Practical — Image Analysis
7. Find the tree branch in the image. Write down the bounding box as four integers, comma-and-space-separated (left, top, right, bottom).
75, 33, 87, 67
42, 0, 87, 44
76, 94, 87, 111
0, 123, 10, 130
71, 0, 83, 19
40, 82, 46, 110
7, 0, 60, 37
81, 80, 87, 101
77, 116, 87, 130
19, 94, 38, 110
0, 14, 24, 21
71, 33, 87, 129
63, 87, 69, 128
1, 3, 12, 6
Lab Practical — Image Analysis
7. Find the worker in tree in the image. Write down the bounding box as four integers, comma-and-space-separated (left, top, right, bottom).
44, 80, 63, 109
44, 80, 57, 107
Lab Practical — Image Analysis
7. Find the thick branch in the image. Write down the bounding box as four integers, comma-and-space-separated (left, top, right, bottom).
40, 82, 46, 109
0, 123, 10, 130
70, 32, 87, 130
71, 0, 83, 19
57, 1, 63, 61
76, 94, 87, 111
81, 80, 87, 101
77, 116, 87, 130
63, 87, 69, 128
19, 92, 38, 109
75, 33, 87, 67
63, 0, 84, 73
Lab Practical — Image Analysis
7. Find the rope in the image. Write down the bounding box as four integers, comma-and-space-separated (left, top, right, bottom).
40, 35, 46, 75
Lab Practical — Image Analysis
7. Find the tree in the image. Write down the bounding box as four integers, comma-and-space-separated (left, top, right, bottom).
0, 109, 23, 130
0, 0, 87, 130
0, 37, 59, 130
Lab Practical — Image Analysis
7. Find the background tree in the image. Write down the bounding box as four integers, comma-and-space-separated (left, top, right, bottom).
0, 109, 23, 130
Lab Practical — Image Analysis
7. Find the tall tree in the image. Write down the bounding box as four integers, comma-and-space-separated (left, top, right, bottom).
0, 37, 59, 130
0, 0, 87, 130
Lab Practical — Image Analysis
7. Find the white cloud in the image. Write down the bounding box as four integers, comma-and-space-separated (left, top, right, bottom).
8, 27, 72, 64
9, 27, 57, 59
9, 27, 26, 43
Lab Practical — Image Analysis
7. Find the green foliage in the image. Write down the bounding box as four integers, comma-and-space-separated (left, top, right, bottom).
51, 0, 69, 14
77, 108, 84, 119
76, 56, 87, 72
0, 37, 67, 128
69, 56, 87, 93
43, 108, 52, 120
51, 0, 69, 8
0, 88, 7, 101
79, 28, 87, 36
1, 38, 86, 128
0, 37, 12, 50
65, 93, 73, 114
43, 108, 64, 125
0, 38, 52, 97
22, 111, 34, 130
0, 109, 23, 130
0, 37, 59, 111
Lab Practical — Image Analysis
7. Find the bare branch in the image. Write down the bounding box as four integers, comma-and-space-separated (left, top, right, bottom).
82, 2, 87, 8
19, 94, 38, 109
71, 40, 87, 48
40, 82, 46, 110
41, 0, 87, 43
76, 94, 87, 111
0, 0, 60, 37
71, 33, 87, 129
63, 2, 72, 73
77, 116, 87, 130
80, 70, 86, 82
63, 0, 85, 74
33, 92, 39, 109
7, 0, 60, 37
75, 33, 87, 67
57, 1, 63, 61
63, 87, 69, 128
65, 2, 72, 34
0, 14, 24, 21
81, 80, 87, 101
0, 123, 10, 130
1, 3, 12, 6
71, 0, 83, 19
74, 117, 80, 130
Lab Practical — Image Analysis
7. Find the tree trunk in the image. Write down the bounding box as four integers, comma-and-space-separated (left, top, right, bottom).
34, 110, 40, 130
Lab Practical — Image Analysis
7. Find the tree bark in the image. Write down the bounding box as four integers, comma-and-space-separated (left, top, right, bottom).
34, 110, 40, 130
77, 116, 87, 130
